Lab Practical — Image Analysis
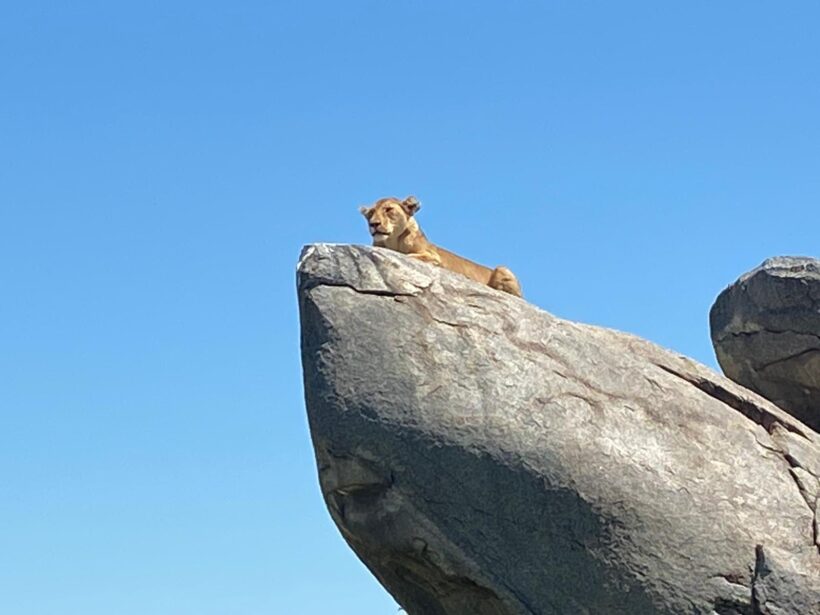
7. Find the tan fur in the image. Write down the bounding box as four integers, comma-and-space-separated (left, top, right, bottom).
359, 196, 522, 297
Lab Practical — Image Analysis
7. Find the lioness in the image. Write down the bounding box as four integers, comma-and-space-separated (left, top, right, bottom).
359, 195, 522, 297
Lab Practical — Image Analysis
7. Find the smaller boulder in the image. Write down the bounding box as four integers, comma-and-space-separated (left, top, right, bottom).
710, 256, 820, 432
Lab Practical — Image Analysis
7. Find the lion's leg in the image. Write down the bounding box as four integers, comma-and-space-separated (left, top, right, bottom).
488, 266, 522, 297
408, 251, 442, 266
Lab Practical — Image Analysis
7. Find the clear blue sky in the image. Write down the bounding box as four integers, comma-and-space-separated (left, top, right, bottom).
1, 2, 818, 614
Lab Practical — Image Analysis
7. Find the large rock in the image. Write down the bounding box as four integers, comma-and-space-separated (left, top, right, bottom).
710, 257, 820, 432
298, 244, 820, 615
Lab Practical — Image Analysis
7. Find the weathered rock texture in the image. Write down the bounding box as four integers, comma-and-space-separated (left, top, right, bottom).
298, 244, 820, 615
711, 257, 820, 433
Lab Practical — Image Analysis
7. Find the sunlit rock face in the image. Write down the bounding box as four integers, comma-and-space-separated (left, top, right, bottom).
299, 244, 820, 615
711, 256, 820, 433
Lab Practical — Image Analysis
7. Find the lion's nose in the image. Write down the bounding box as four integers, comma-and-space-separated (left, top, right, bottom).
369, 222, 380, 232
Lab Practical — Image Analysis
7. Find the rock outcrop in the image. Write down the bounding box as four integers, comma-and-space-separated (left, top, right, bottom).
298, 244, 820, 615
710, 256, 820, 433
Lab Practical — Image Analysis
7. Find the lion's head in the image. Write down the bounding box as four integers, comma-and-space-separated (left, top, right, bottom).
359, 196, 420, 246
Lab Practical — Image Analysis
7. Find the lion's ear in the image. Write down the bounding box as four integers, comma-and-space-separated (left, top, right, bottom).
401, 196, 420, 216
359, 206, 373, 219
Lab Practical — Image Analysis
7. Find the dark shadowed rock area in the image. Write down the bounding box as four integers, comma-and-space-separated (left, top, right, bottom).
710, 257, 820, 433
298, 244, 820, 615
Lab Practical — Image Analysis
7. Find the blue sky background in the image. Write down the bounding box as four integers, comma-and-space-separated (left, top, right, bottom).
1, 2, 818, 614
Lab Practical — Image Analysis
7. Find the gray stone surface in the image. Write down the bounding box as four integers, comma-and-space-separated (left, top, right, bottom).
298, 244, 820, 615
710, 256, 820, 432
